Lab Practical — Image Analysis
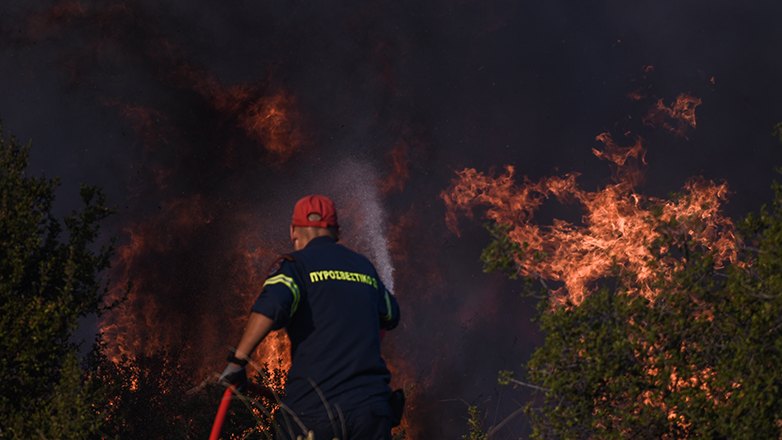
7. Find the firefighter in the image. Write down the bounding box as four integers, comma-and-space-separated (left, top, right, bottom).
220, 194, 401, 440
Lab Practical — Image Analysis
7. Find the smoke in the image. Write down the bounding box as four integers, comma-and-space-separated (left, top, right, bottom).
2, 0, 782, 439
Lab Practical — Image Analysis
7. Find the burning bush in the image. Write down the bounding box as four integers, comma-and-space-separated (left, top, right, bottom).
87, 345, 285, 439
511, 185, 782, 438
445, 124, 782, 438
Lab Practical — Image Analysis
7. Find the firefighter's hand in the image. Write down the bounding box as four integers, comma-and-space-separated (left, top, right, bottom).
219, 363, 247, 391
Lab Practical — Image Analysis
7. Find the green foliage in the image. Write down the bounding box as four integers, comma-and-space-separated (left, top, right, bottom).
0, 124, 116, 438
774, 121, 782, 143
483, 185, 782, 439
5, 353, 109, 440
497, 369, 515, 386
0, 122, 284, 439
478, 131, 782, 438
480, 222, 524, 279
462, 405, 487, 440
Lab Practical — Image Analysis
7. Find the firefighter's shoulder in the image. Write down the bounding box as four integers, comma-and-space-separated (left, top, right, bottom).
266, 254, 297, 277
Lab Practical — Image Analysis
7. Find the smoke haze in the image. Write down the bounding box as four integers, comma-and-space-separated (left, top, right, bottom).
2, 0, 782, 438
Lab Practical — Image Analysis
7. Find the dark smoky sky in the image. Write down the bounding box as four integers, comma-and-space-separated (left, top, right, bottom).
2, 1, 782, 438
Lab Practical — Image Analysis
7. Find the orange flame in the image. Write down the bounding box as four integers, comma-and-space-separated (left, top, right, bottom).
27, 2, 304, 163
442, 94, 734, 306
100, 196, 292, 378
643, 93, 702, 138
593, 132, 646, 188
442, 92, 739, 435
159, 59, 304, 162
27, 1, 414, 435
212, 86, 303, 162
443, 166, 735, 306
380, 140, 412, 195
101, 196, 212, 364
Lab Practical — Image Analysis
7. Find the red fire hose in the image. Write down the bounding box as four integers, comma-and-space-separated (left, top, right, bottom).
209, 382, 276, 440
211, 332, 387, 439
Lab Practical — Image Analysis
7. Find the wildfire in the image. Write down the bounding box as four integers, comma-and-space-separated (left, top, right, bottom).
99, 196, 292, 378
27, 1, 304, 166
441, 88, 742, 436
25, 0, 313, 381
94, 62, 304, 382
380, 139, 412, 195
23, 2, 470, 439
442, 92, 735, 306
210, 85, 303, 163
161, 58, 304, 163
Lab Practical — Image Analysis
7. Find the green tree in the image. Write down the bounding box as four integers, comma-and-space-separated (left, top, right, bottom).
465, 126, 782, 439
479, 186, 782, 438
0, 122, 283, 439
0, 123, 116, 438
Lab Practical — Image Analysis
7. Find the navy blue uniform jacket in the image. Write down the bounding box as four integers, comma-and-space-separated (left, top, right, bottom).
251, 236, 400, 417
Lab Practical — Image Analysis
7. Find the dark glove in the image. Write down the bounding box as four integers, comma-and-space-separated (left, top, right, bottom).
219, 363, 247, 391
388, 389, 406, 427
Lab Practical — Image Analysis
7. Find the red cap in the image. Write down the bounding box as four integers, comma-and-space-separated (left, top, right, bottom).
291, 195, 339, 228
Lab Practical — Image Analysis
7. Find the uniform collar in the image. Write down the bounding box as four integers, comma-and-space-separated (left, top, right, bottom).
305, 235, 336, 248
